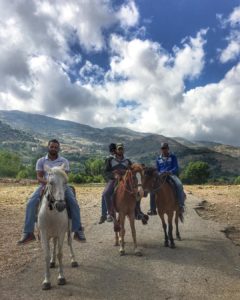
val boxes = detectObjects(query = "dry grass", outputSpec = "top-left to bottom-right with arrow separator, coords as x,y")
1,182 -> 240,279
185,184 -> 240,245
0,182 -> 103,279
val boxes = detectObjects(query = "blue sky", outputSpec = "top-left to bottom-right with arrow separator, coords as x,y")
0,0 -> 240,145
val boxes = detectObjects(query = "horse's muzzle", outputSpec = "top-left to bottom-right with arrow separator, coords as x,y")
55,200 -> 66,212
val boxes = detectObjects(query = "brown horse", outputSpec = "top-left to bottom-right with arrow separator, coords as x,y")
142,167 -> 182,248
113,163 -> 144,256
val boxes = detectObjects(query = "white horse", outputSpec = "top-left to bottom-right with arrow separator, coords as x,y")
38,164 -> 77,290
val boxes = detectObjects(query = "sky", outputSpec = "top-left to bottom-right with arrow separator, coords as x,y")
0,0 -> 240,146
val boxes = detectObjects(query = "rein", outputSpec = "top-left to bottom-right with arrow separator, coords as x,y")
149,173 -> 168,193
43,185 -> 56,210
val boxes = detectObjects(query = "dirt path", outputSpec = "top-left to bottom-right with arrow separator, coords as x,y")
0,191 -> 240,299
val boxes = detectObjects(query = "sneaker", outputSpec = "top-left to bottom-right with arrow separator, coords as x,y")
147,209 -> 157,216
107,214 -> 113,222
74,229 -> 86,242
98,215 -> 107,224
17,233 -> 36,245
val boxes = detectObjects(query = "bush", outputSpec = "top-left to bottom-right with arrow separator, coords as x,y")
180,161 -> 210,184
234,176 -> 240,185
0,150 -> 21,177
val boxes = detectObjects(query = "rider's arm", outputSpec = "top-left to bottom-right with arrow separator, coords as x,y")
169,155 -> 179,175
37,170 -> 47,185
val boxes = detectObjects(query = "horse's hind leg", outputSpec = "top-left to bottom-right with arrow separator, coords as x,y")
159,213 -> 168,247
68,231 -> 78,267
129,213 -> 142,256
50,237 -> 57,268
167,212 -> 175,249
57,235 -> 66,285
175,212 -> 181,241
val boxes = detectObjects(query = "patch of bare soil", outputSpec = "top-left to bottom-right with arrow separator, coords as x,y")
185,185 -> 240,246
0,182 -> 103,279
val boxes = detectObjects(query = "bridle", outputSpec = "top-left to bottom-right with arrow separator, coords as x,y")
120,168 -> 143,195
43,177 -> 67,212
144,171 -> 169,193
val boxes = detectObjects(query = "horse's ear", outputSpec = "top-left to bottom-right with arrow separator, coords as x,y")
60,163 -> 66,170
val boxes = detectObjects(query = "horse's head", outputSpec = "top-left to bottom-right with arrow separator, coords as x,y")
45,164 -> 68,212
129,163 -> 145,198
142,167 -> 159,192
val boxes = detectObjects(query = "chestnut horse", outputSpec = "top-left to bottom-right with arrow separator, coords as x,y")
113,163 -> 144,256
142,167 -> 182,248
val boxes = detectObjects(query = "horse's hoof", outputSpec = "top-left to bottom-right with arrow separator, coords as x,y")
164,242 -> 169,247
170,243 -> 176,249
134,249 -> 143,256
119,250 -> 125,256
144,214 -> 149,221
176,235 -> 182,241
71,261 -> 78,268
42,282 -> 51,290
58,277 -> 66,285
50,262 -> 56,268
141,218 -> 148,225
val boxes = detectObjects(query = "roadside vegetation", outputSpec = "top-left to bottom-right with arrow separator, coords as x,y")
0,149 -> 239,185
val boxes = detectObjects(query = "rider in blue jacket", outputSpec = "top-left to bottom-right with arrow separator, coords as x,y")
148,142 -> 185,219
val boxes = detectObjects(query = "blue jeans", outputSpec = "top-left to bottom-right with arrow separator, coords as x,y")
23,185 -> 82,233
101,194 -> 108,217
150,192 -> 157,211
149,175 -> 185,210
102,180 -> 115,214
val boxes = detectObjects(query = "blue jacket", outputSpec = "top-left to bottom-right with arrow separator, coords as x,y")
156,153 -> 179,175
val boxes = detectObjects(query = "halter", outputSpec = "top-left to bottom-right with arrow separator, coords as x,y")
43,179 -> 66,212
121,169 -> 142,195
145,172 -> 168,193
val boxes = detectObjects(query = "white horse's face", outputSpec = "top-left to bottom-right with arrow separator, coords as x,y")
45,166 -> 68,212
48,171 -> 67,201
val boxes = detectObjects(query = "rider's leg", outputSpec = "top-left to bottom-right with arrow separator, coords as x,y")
65,186 -> 82,232
102,180 -> 115,215
170,175 -> 185,209
23,186 -> 42,233
148,192 -> 157,215
101,194 -> 108,217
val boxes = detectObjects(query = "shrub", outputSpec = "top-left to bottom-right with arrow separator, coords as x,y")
234,176 -> 240,185
180,161 -> 210,184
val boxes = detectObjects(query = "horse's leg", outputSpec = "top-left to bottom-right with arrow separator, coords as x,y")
68,230 -> 78,267
50,237 -> 57,268
167,212 -> 175,249
129,212 -> 142,256
119,213 -> 126,256
113,214 -> 120,246
57,235 -> 66,285
175,211 -> 181,241
159,213 -> 168,247
41,233 -> 51,290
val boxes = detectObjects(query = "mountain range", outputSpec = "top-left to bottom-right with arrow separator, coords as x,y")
0,110 -> 239,179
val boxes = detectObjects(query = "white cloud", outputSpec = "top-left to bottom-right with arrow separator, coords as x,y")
219,6 -> 240,63
0,0 -> 240,146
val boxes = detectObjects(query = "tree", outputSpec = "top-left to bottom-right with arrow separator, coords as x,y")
0,150 -> 21,177
180,161 -> 210,184
84,158 -> 105,176
234,176 -> 240,185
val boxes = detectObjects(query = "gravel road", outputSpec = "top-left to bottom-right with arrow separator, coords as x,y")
1,194 -> 240,300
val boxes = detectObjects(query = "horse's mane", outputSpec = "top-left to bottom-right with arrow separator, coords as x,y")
144,167 -> 157,176
51,166 -> 68,181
